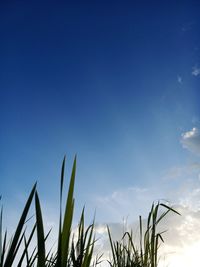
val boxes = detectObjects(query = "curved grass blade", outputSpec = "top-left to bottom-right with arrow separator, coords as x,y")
82,222 -> 95,267
160,203 -> 181,216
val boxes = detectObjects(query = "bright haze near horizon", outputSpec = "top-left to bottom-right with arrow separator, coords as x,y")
1,1 -> 200,266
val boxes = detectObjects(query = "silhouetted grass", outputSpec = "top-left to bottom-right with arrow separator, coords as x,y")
0,157 -> 97,267
0,156 -> 180,267
107,203 -> 180,267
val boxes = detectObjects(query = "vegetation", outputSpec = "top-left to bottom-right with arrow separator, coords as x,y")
107,203 -> 180,267
0,157 -> 180,267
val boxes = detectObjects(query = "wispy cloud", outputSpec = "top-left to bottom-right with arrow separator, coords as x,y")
94,186 -> 166,222
192,66 -> 200,76
181,128 -> 200,155
181,21 -> 195,32
162,163 -> 200,181
177,75 -> 182,84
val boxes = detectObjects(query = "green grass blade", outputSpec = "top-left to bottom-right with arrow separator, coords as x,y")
56,156 -> 66,267
61,156 -> 76,267
60,156 -> 66,204
160,203 -> 181,216
139,215 -> 143,265
107,226 -> 117,267
35,191 -> 46,267
82,223 -> 95,267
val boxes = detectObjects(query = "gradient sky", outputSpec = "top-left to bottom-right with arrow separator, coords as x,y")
1,1 -> 200,266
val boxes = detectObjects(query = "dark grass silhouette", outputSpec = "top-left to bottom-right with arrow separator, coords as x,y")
0,156 -> 180,267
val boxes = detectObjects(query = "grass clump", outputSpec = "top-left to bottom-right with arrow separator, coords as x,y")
107,202 -> 180,267
0,156 -> 96,267
0,156 -> 180,267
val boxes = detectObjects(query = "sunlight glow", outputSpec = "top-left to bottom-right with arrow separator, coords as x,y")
160,241 -> 200,267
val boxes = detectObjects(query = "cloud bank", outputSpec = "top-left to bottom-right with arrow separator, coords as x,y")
94,183 -> 200,267
94,133 -> 200,267
181,128 -> 200,155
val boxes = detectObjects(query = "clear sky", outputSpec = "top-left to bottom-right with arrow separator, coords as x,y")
1,1 -> 200,266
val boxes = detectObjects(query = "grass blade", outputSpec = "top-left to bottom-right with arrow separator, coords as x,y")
35,191 -> 45,267
61,156 -> 76,267
56,156 -> 66,267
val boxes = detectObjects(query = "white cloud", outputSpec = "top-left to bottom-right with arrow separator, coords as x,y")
94,184 -> 200,267
177,75 -> 182,84
158,204 -> 200,267
181,22 -> 194,32
192,66 -> 200,76
181,128 -> 200,155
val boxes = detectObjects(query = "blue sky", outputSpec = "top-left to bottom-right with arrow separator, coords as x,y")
1,1 -> 200,265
